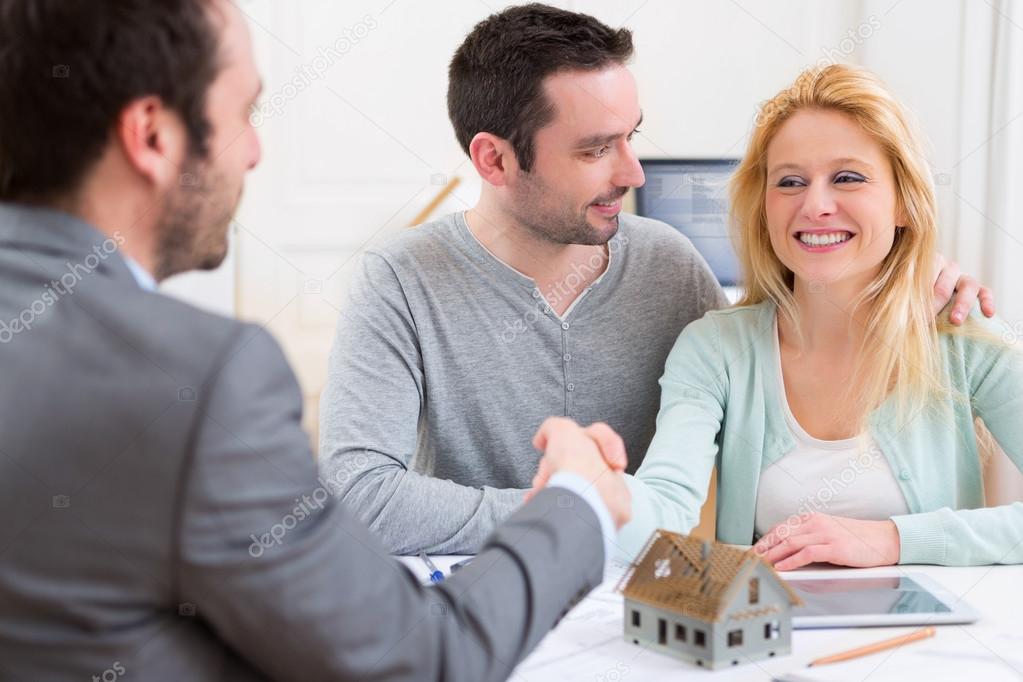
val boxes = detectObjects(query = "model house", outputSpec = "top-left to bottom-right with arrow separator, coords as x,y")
617,530 -> 802,670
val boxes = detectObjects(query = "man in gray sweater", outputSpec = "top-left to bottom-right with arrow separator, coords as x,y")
319,3 -> 991,555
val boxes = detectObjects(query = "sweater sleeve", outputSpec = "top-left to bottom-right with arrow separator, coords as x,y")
893,311 -> 1023,566
318,252 -> 525,555
616,314 -> 727,560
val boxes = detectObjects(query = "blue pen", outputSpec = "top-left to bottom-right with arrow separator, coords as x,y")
418,552 -> 444,584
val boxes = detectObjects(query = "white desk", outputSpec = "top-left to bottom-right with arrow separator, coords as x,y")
398,556 -> 1023,681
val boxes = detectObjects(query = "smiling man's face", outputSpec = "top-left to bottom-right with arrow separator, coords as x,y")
503,64 -> 646,246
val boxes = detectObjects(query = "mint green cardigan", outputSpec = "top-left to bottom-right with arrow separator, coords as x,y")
618,301 -> 1023,566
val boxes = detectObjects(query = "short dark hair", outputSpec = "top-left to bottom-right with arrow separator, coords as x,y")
0,0 -> 222,203
447,3 -> 633,173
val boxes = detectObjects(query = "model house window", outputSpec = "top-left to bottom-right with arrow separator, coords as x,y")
654,558 -> 672,579
748,577 -> 760,604
694,629 -> 706,648
728,629 -> 744,647
658,618 -> 667,645
765,620 -> 780,640
675,623 -> 687,642
632,610 -> 641,627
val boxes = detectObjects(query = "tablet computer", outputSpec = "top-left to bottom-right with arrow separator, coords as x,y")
785,571 -> 980,629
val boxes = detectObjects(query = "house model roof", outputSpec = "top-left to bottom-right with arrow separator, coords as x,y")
615,529 -> 802,623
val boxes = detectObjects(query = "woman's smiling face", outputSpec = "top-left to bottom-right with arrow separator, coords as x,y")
764,107 -> 905,290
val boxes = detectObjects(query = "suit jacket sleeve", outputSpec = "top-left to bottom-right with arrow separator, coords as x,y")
174,324 -> 605,681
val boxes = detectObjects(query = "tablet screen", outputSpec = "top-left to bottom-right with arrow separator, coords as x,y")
786,576 -> 952,617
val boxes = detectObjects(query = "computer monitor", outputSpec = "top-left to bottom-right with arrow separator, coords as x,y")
634,158 -> 741,287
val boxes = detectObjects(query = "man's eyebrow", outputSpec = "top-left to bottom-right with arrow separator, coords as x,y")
574,112 -> 644,148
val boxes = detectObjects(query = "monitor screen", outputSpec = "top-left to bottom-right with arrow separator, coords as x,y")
634,159 -> 741,286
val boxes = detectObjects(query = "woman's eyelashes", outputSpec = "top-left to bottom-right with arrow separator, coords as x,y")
776,175 -> 807,188
834,171 -> 867,184
775,171 -> 868,189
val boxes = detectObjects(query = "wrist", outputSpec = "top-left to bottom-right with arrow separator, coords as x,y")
592,472 -> 629,529
884,519 -> 901,565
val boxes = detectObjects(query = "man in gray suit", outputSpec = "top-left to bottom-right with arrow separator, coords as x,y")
0,1 -> 630,680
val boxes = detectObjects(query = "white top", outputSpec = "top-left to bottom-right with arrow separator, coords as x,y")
754,320 -> 909,537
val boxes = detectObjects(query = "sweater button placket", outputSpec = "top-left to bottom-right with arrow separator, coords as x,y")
562,322 -> 572,415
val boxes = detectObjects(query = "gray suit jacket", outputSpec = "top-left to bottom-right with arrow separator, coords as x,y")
0,203 -> 605,681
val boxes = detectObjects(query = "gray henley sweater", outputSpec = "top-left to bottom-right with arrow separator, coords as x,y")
319,211 -> 726,554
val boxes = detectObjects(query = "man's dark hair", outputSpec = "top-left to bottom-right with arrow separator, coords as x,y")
447,3 -> 633,173
0,0 -> 222,204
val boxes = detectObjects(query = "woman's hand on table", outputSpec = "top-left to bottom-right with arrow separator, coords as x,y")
753,512 -> 901,571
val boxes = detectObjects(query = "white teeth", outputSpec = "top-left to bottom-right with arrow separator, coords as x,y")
798,232 -> 851,247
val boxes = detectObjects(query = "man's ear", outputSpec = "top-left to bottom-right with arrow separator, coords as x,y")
116,97 -> 189,190
468,132 -> 518,187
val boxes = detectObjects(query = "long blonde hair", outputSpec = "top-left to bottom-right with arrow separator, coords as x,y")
730,64 -> 947,431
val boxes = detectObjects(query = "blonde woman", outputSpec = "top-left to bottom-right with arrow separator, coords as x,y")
618,64 -> 1022,569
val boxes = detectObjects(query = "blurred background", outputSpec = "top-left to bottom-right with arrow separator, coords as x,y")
162,0 -> 1023,501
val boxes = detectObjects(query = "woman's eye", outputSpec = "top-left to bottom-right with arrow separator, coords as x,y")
835,172 -> 866,184
777,176 -> 806,188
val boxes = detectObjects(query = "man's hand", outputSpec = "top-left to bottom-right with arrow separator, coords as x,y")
752,512 -> 900,571
933,254 -> 995,324
525,417 -> 631,529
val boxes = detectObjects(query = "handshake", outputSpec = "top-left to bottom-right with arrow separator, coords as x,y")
526,417 -> 632,529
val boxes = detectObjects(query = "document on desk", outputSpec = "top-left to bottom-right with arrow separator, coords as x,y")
512,560 -> 690,680
774,628 -> 1023,682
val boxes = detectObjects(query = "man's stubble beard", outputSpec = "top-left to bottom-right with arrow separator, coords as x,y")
153,157 -> 237,281
509,170 -> 621,247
